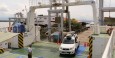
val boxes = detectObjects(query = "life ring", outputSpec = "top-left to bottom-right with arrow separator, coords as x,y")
8,27 -> 12,32
107,28 -> 113,35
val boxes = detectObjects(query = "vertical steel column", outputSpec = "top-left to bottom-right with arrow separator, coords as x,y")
53,0 -> 60,31
49,0 -> 53,10
61,11 -> 64,40
60,0 -> 64,39
48,10 -> 51,41
92,2 -> 100,35
47,0 -> 53,42
99,0 -> 104,25
9,18 -> 11,32
68,11 -> 71,31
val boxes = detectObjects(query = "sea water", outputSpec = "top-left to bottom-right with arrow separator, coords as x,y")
0,22 -> 13,28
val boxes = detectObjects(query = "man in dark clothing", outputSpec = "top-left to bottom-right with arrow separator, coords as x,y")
28,45 -> 32,58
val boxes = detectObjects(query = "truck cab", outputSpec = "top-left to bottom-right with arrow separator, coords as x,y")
59,33 -> 79,55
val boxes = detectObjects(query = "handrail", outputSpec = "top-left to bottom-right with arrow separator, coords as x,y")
0,27 -> 9,32
102,30 -> 115,58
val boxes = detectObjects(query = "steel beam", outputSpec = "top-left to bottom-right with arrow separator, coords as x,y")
0,20 -> 14,22
101,7 -> 115,12
30,1 -> 95,9
9,18 -> 26,19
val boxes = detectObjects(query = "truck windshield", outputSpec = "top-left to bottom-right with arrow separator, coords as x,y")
63,39 -> 74,44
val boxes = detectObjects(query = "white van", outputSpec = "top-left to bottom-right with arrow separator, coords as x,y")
59,34 -> 79,55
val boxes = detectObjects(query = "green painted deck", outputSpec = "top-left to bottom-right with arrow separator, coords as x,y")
92,34 -> 110,38
0,41 -> 88,58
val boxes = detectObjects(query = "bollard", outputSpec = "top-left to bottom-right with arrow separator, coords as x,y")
18,33 -> 24,48
0,48 -> 4,54
89,36 -> 93,58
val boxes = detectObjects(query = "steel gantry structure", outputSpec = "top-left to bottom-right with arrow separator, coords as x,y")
99,0 -> 115,25
27,0 -> 99,41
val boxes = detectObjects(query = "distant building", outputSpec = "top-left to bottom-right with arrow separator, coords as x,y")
35,15 -> 56,27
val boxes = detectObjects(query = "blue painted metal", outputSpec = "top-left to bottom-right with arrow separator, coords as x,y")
77,45 -> 86,56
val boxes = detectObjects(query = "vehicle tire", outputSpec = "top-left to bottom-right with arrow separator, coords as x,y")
73,52 -> 76,56
59,53 -> 62,56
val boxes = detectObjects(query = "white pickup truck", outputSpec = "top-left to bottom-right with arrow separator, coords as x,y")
59,33 -> 79,55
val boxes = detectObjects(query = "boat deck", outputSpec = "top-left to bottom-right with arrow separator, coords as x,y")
0,41 -> 89,58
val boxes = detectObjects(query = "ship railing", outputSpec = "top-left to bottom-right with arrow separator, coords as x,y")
0,27 -> 9,32
102,30 -> 115,58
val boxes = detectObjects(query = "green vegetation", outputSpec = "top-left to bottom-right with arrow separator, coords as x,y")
64,18 -> 87,33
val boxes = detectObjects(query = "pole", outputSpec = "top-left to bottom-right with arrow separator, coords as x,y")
48,10 -> 51,42
99,0 -> 104,25
35,26 -> 37,42
61,11 -> 64,40
9,18 -> 11,32
68,11 -> 71,31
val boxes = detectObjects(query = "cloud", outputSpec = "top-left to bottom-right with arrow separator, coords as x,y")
69,5 -> 93,19
0,6 -> 8,12
0,3 -> 13,20
0,0 -> 29,20
104,0 -> 115,7
0,0 -> 115,20
0,3 -> 9,12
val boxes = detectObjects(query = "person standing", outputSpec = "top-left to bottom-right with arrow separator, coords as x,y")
28,45 -> 32,58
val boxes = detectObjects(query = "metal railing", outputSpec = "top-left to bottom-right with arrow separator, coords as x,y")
102,30 -> 115,58
0,27 -> 9,32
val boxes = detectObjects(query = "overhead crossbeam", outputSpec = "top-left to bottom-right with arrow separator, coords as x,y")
101,7 -> 115,12
30,1 -> 95,9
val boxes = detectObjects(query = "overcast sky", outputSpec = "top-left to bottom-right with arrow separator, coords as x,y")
0,0 -> 115,21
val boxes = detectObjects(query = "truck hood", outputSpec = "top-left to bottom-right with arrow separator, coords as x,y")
60,44 -> 75,48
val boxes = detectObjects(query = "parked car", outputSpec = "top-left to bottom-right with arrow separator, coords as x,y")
59,33 -> 79,56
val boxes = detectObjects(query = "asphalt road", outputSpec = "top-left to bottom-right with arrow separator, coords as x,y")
77,28 -> 93,45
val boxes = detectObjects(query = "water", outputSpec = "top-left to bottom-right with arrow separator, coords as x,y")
0,22 -> 13,28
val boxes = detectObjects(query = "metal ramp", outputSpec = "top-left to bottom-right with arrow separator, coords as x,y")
0,32 -> 19,49
0,32 -> 19,43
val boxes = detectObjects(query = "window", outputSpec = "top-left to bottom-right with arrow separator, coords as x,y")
63,37 -> 74,44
